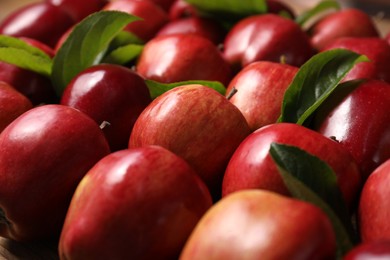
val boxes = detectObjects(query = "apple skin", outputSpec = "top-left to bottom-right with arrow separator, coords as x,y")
314,79 -> 390,180
343,240 -> 390,260
156,16 -> 226,45
169,0 -> 198,20
129,84 -> 251,198
61,64 -> 152,151
226,61 -> 299,131
149,0 -> 176,11
180,189 -> 336,260
266,0 -> 295,18
59,145 -> 212,260
0,81 -> 32,133
0,2 -> 76,48
386,31 -> 390,45
45,0 -> 108,21
358,158 -> 390,243
136,34 -> 232,86
310,8 -> 379,51
223,14 -> 314,72
0,104 -> 110,242
322,37 -> 390,83
222,123 -> 362,209
102,0 -> 169,42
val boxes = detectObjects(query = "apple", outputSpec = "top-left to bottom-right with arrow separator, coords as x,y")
344,240 -> 390,260
226,61 -> 299,131
59,145 -> 212,260
386,31 -> 390,45
222,123 -> 362,209
180,189 -> 336,259
266,0 -> 295,18
129,84 -> 251,198
0,81 -> 32,133
45,0 -> 108,21
135,34 -> 232,86
223,14 -> 314,72
309,8 -> 379,51
0,104 -> 110,241
169,0 -> 198,20
149,0 -> 176,12
358,158 -> 390,243
321,37 -> 390,83
0,2 -> 76,48
314,79 -> 390,180
156,16 -> 226,45
102,0 -> 169,42
60,63 -> 152,151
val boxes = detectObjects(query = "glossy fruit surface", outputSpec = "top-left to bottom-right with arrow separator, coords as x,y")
46,0 -> 108,21
344,240 -> 390,260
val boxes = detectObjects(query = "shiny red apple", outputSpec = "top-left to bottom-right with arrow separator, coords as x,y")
309,8 -> 379,51
226,61 -> 299,131
0,104 -> 110,242
136,34 -> 232,86
129,84 -> 251,198
59,145 -> 212,259
222,123 -> 362,209
344,240 -> 390,260
61,63 -> 152,151
168,0 -> 198,20
180,189 -> 336,260
46,0 -> 108,21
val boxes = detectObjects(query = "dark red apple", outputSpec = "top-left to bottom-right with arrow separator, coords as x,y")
0,2 -> 76,48
223,14 -> 314,72
168,0 -> 198,20
180,189 -> 336,259
310,8 -> 379,51
59,145 -> 212,260
46,0 -> 108,21
358,158 -> 390,242
322,37 -> 390,83
314,79 -> 390,180
266,0 -> 295,18
222,123 -> 362,209
0,104 -> 110,241
136,34 -> 232,86
61,63 -> 152,151
226,61 -> 299,131
386,31 -> 390,45
0,81 -> 32,133
344,240 -> 390,260
156,16 -> 226,45
102,0 -> 169,42
129,84 -> 251,198
149,0 -> 176,11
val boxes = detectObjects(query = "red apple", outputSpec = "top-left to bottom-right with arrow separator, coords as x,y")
226,61 -> 299,131
102,0 -> 169,42
314,79 -> 390,180
358,158 -> 390,242
136,34 -> 232,86
0,104 -> 110,241
149,0 -> 176,11
0,81 -> 32,133
385,31 -> 390,45
223,14 -> 314,72
59,145 -> 212,260
322,37 -> 390,83
344,240 -> 390,260
129,84 -> 251,198
61,64 -> 152,151
266,0 -> 295,18
0,2 -> 76,48
46,0 -> 108,21
222,123 -> 362,209
180,189 -> 336,259
156,16 -> 226,45
309,8 -> 379,51
169,0 -> 198,20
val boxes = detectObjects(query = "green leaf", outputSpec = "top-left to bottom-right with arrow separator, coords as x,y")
295,0 -> 341,28
184,0 -> 267,20
277,49 -> 369,125
0,48 -> 52,77
269,143 -> 355,257
145,79 -> 226,99
0,35 -> 52,60
51,11 -> 140,96
103,44 -> 143,65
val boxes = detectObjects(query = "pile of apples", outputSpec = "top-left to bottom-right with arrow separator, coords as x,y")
0,0 -> 389,259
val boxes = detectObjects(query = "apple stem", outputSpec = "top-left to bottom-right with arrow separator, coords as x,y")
226,87 -> 238,100
0,208 -> 11,227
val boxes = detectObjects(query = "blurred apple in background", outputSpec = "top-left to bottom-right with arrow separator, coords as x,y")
343,240 -> 390,260
180,189 -> 336,260
222,123 -> 362,209
45,0 -> 108,21
136,34 -> 232,86
226,61 -> 299,131
168,0 -> 198,20
59,145 -> 212,260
